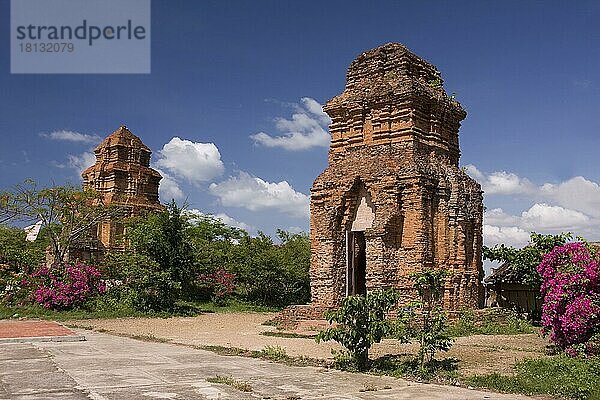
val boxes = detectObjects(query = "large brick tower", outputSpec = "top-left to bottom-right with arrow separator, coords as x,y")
308,43 -> 484,311
81,125 -> 163,253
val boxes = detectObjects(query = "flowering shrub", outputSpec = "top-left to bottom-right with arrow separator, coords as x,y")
537,242 -> 600,356
198,268 -> 236,305
31,263 -> 106,310
0,265 -> 34,306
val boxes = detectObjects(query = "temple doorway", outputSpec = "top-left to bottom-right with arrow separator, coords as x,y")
346,230 -> 367,296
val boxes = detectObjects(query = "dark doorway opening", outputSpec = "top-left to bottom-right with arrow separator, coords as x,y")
347,231 -> 367,296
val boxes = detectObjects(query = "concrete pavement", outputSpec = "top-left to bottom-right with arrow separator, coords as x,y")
0,330 -> 533,399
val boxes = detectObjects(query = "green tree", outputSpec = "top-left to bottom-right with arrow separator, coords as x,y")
0,180 -> 121,265
228,230 -> 310,306
102,251 -> 179,312
275,230 -> 310,305
483,232 -> 572,286
186,212 -> 245,278
0,225 -> 47,269
316,289 -> 399,371
126,201 -> 196,301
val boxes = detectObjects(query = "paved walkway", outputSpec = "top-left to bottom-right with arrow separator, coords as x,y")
0,330 -> 534,399
0,320 -> 84,343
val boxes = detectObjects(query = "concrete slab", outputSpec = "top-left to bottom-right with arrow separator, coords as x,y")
0,330 -> 535,400
0,321 -> 85,343
0,343 -> 89,400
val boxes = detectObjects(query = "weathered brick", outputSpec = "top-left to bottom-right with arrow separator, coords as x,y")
281,43 -> 484,324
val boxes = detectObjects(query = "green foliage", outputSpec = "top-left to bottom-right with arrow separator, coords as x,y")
370,354 -> 459,383
206,376 -> 252,392
446,308 -> 535,337
127,201 -> 196,296
0,180 -> 122,265
466,355 -> 600,400
229,230 -> 310,306
0,225 -> 46,269
101,203 -> 310,311
316,289 -> 400,371
186,212 -> 310,307
405,269 -> 454,366
256,345 -> 288,361
483,232 -> 572,286
0,225 -> 51,305
102,251 -> 179,312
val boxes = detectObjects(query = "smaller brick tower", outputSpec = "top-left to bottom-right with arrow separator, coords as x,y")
81,126 -> 163,253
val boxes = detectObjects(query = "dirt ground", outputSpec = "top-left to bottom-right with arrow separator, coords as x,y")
67,312 -> 548,377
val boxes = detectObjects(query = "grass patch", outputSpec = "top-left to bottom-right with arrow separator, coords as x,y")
447,309 -> 535,337
198,345 -> 249,356
466,355 -> 600,400
260,331 -> 316,339
206,375 -> 252,392
198,344 -> 324,367
370,354 -> 459,385
185,300 -> 281,314
0,299 -> 279,321
254,345 -> 288,361
0,302 -> 146,321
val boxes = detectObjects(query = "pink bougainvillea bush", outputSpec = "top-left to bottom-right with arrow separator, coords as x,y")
197,267 -> 236,305
30,263 -> 106,310
537,242 -> 600,356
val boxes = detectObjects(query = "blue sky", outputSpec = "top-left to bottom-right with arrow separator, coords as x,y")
1,0 -> 599,248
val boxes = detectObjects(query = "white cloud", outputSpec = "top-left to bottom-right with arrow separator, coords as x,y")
41,130 -> 101,144
484,208 -> 520,227
209,171 -> 310,218
464,164 -> 485,181
213,213 -> 253,232
520,203 -> 590,231
156,137 -> 224,185
464,164 -> 534,195
471,165 -> 600,247
66,152 -> 96,175
540,176 -> 600,217
286,226 -> 306,234
483,225 -> 531,248
154,168 -> 185,201
250,97 -> 331,151
186,209 -> 253,232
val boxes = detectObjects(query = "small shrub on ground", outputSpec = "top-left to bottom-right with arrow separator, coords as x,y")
466,355 -> 600,400
403,269 -> 454,367
370,354 -> 459,384
316,289 -> 400,371
256,345 -> 288,361
206,375 -> 252,392
102,252 -> 180,312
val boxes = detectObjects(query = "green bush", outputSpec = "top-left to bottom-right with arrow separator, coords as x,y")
229,230 -> 310,307
316,289 -> 400,371
127,201 -> 196,298
405,269 -> 454,366
102,252 -> 180,312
